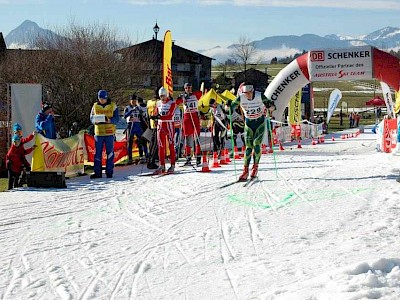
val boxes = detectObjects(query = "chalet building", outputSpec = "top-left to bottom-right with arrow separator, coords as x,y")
0,33 -> 10,174
116,23 -> 213,91
233,68 -> 270,92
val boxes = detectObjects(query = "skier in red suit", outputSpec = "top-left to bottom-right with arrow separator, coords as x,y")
150,87 -> 179,174
179,82 -> 202,166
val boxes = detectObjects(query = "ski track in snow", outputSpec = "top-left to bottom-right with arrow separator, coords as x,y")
1,128 -> 400,299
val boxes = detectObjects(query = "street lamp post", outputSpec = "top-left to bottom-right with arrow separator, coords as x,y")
153,22 -> 160,40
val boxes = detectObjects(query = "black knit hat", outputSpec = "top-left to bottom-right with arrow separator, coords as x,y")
130,94 -> 137,100
42,103 -> 52,112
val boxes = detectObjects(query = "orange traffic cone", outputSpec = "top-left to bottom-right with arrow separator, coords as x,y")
234,146 -> 241,159
262,144 -> 268,154
220,149 -> 228,165
211,151 -> 221,168
240,146 -> 245,158
268,143 -> 274,153
225,149 -> 231,163
201,152 -> 211,172
297,139 -> 302,148
312,138 -> 317,145
279,142 -> 285,151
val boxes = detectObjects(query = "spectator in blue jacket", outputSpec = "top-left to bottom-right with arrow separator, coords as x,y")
35,103 -> 56,139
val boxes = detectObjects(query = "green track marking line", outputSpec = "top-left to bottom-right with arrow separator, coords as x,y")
226,187 -> 375,210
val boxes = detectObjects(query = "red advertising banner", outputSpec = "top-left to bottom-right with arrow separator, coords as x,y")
291,124 -> 301,139
84,134 -> 137,165
382,119 -> 397,153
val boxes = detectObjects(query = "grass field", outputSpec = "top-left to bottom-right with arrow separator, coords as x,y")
0,178 -> 8,192
213,63 -> 380,111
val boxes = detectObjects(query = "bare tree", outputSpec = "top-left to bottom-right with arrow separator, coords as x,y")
31,22 -> 138,135
230,36 -> 258,77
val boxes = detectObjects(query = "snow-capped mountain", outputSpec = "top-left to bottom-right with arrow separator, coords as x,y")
4,20 -> 58,49
199,26 -> 400,64
5,21 -> 400,64
4,20 -> 129,50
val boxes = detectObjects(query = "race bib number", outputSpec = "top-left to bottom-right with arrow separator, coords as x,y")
129,110 -> 140,122
158,101 -> 173,118
240,93 -> 264,120
184,95 -> 198,113
244,107 -> 262,119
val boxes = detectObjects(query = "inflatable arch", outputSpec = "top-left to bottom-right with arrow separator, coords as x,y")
265,46 -> 400,120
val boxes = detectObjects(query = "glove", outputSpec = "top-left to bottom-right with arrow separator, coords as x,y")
226,100 -> 232,107
6,161 -> 11,170
150,114 -> 160,120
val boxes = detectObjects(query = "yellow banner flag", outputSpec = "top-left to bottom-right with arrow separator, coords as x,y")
32,133 -> 86,176
163,30 -> 173,96
288,89 -> 302,125
395,90 -> 400,114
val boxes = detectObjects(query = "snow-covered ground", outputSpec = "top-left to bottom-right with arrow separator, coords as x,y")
1,126 -> 400,300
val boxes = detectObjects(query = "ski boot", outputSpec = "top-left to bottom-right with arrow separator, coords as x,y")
238,166 -> 249,182
147,162 -> 158,169
196,156 -> 202,167
251,164 -> 258,179
90,173 -> 102,179
153,165 -> 166,175
167,165 -> 175,174
183,157 -> 192,166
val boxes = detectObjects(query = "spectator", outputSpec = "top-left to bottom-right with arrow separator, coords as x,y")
354,113 -> 361,127
13,123 -> 34,144
13,123 -> 35,185
69,122 -> 80,137
6,134 -> 36,189
339,109 -> 343,126
89,90 -> 119,179
35,103 -> 56,139
349,112 -> 354,128
322,120 -> 328,134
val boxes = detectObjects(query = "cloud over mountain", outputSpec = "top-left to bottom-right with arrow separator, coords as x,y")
199,26 -> 400,64
5,21 -> 400,65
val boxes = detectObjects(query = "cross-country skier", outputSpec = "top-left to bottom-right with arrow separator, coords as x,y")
209,98 -> 228,156
179,82 -> 202,167
227,82 -> 275,181
150,87 -> 178,175
124,94 -> 147,164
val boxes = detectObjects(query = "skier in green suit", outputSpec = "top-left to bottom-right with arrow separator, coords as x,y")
227,82 -> 275,181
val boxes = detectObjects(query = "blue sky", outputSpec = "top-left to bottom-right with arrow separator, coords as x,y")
1,0 -> 400,51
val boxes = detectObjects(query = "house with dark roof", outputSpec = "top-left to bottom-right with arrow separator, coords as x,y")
116,35 -> 213,91
233,68 -> 271,92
